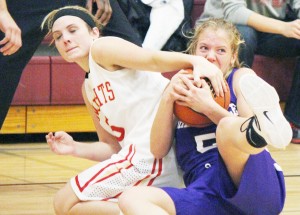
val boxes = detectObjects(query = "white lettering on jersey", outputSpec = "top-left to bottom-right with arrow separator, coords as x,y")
177,121 -> 190,129
90,81 -> 115,120
89,81 -> 126,142
92,81 -> 115,110
194,133 -> 217,153
229,103 -> 238,116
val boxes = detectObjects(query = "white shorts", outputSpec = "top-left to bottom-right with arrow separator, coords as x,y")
70,144 -> 182,201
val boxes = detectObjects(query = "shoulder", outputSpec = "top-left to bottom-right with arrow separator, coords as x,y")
91,37 -> 127,71
91,36 -> 124,54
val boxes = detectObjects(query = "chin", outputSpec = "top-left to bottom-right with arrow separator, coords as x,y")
63,50 -> 88,63
64,54 -> 82,63
63,57 -> 75,63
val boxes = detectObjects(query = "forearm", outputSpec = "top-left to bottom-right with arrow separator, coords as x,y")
150,92 -> 176,159
150,51 -> 203,73
73,141 -> 120,161
203,102 -> 232,125
92,37 -> 206,73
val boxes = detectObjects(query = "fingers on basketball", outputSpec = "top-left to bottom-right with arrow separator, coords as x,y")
174,69 -> 230,127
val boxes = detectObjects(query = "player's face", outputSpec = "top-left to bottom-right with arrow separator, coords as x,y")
52,16 -> 98,63
195,29 -> 236,74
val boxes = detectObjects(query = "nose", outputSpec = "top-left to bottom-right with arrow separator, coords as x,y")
206,50 -> 216,62
62,34 -> 71,44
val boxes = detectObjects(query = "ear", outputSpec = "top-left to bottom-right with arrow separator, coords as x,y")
231,52 -> 238,66
91,27 -> 100,39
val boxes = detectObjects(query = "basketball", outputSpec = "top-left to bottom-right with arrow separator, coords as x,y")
174,70 -> 230,127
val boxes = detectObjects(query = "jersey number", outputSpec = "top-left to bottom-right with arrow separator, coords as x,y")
194,133 -> 217,153
111,125 -> 125,142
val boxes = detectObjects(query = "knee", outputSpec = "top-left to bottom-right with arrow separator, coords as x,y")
216,117 -> 232,147
119,187 -> 150,214
118,188 -> 138,214
53,183 -> 76,215
53,188 -> 68,215
216,117 -> 230,133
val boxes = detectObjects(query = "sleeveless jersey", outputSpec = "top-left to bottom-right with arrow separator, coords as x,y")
175,68 -> 238,182
162,68 -> 285,214
71,39 -> 182,201
84,39 -> 170,163
71,38 -> 182,197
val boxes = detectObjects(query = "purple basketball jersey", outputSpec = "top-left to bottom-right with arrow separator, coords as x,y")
161,69 -> 286,215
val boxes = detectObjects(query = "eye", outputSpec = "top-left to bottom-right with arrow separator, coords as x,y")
53,33 -> 62,41
217,48 -> 226,54
69,27 -> 77,34
199,46 -> 208,52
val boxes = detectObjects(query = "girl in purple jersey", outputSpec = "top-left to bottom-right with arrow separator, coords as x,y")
118,18 -> 292,215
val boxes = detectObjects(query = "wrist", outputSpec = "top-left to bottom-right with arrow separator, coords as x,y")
161,89 -> 176,104
71,140 -> 81,157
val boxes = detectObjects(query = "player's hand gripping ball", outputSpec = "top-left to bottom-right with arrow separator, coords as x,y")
174,70 -> 231,127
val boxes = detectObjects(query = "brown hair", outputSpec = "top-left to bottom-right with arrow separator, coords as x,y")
41,5 -> 101,43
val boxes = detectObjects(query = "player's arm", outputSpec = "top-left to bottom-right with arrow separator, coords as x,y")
46,130 -> 120,161
150,85 -> 177,159
69,138 -> 120,161
91,36 -> 219,74
90,36 -> 196,72
91,36 -> 225,96
151,72 -> 190,158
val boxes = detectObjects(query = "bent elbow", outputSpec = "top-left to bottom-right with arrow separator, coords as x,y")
150,147 -> 167,159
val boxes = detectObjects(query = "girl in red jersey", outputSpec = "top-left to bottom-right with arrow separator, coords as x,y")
42,6 -> 225,215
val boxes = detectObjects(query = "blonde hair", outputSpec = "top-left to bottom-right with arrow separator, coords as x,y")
41,5 -> 101,42
186,18 -> 244,77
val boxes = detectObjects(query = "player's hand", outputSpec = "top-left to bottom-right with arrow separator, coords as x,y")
191,56 -> 226,97
46,131 -> 76,155
0,11 -> 22,55
86,0 -> 112,26
175,76 -> 215,113
163,70 -> 193,103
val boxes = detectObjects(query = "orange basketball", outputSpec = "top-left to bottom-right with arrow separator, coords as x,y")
174,70 -> 230,127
